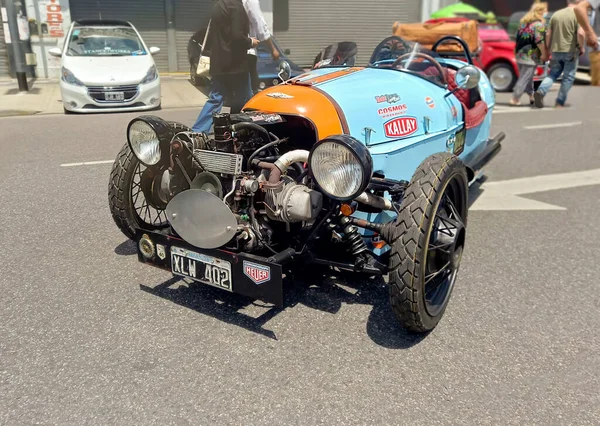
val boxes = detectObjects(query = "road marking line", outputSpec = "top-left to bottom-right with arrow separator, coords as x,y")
60,160 -> 114,167
524,121 -> 582,130
471,168 -> 600,211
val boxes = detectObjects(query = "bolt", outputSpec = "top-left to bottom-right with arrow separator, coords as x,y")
171,213 -> 177,219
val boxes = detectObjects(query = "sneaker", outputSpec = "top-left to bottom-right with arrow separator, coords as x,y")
533,92 -> 544,108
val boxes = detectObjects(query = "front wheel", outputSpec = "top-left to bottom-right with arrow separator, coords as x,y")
383,153 -> 468,333
108,122 -> 191,239
487,63 -> 516,92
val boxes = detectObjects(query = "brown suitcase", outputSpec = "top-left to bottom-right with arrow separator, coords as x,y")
392,20 -> 480,53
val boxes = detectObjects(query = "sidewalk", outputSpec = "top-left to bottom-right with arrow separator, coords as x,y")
0,74 -> 208,117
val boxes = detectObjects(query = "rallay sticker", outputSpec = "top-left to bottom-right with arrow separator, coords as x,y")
243,261 -> 271,285
384,116 -> 418,138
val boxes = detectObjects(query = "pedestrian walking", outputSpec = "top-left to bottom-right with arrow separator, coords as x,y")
191,0 -> 258,133
510,2 -> 549,106
534,0 -> 585,108
573,0 -> 600,85
243,0 -> 280,95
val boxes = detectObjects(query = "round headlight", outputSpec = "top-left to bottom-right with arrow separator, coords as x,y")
128,120 -> 161,166
308,135 -> 373,201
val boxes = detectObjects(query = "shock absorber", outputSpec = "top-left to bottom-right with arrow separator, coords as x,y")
338,216 -> 368,256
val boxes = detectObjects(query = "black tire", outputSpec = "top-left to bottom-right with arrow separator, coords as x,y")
108,122 -> 191,239
383,153 -> 469,333
487,62 -> 517,92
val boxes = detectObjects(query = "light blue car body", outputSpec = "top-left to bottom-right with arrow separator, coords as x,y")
286,59 -> 498,254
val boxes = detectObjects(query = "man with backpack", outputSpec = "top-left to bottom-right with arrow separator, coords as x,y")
534,0 -> 586,108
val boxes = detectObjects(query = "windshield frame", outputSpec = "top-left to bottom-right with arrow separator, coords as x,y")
65,25 -> 148,58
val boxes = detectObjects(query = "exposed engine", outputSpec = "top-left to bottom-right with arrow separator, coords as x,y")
162,112 -> 323,254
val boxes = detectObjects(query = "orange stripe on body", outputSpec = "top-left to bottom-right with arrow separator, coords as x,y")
296,67 -> 365,86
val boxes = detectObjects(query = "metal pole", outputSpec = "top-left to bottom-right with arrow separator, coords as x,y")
5,0 -> 28,91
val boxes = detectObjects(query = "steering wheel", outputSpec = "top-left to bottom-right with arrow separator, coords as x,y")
391,52 -> 447,85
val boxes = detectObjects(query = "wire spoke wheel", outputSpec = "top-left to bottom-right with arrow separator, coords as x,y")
385,153 -> 468,333
131,163 -> 168,227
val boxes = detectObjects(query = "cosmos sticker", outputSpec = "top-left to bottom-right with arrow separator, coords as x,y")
377,104 -> 408,119
447,129 -> 466,156
425,97 -> 435,109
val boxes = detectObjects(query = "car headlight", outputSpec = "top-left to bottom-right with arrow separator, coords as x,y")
61,67 -> 84,86
141,65 -> 158,84
127,116 -> 172,166
308,135 -> 373,201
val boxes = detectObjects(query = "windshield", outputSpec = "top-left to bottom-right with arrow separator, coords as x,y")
66,26 -> 147,57
369,37 -> 446,86
312,42 -> 358,69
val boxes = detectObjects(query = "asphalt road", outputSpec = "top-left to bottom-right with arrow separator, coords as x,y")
1,85 -> 599,425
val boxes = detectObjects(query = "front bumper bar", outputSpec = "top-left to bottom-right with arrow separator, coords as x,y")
135,229 -> 284,306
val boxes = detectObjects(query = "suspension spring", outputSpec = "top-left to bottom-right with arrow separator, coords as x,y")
339,216 -> 368,256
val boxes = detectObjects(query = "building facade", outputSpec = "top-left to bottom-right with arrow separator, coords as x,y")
0,0 -> 458,78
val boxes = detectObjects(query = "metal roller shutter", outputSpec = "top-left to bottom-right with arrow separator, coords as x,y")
69,0 -> 170,71
174,0 -> 212,72
274,0 -> 422,68
0,22 -> 9,77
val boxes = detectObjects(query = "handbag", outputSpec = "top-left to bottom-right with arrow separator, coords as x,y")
196,20 -> 211,77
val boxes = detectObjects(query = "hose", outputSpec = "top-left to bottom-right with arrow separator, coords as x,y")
247,137 -> 287,170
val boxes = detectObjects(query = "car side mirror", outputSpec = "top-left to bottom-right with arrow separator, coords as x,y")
278,61 -> 291,82
48,47 -> 62,57
455,65 -> 480,90
149,46 -> 161,55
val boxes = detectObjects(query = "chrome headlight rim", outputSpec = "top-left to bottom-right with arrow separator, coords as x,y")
126,116 -> 173,167
308,135 -> 373,201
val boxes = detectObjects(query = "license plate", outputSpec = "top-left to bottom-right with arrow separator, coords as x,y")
171,246 -> 232,292
105,91 -> 124,101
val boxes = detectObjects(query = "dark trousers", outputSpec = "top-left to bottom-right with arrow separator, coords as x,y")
248,54 -> 259,95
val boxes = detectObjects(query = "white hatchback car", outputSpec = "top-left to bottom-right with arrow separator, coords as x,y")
49,20 -> 161,113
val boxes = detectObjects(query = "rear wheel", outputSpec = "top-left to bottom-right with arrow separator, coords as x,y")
487,62 -> 516,92
108,122 -> 191,239
384,153 -> 468,333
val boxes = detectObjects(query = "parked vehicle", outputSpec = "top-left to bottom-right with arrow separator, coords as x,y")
426,18 -> 548,92
108,36 -> 503,333
187,29 -> 304,90
49,20 -> 162,114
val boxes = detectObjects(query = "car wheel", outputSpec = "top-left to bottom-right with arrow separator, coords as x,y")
108,122 -> 191,239
487,63 -> 516,92
383,153 -> 468,333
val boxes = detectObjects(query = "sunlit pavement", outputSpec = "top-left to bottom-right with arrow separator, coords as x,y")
0,84 -> 599,424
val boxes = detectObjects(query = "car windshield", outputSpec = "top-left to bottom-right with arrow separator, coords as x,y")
66,26 -> 147,57
368,37 -> 446,86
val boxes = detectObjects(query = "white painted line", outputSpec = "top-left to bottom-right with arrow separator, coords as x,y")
471,168 -> 600,211
524,121 -> 582,130
60,160 -> 114,167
